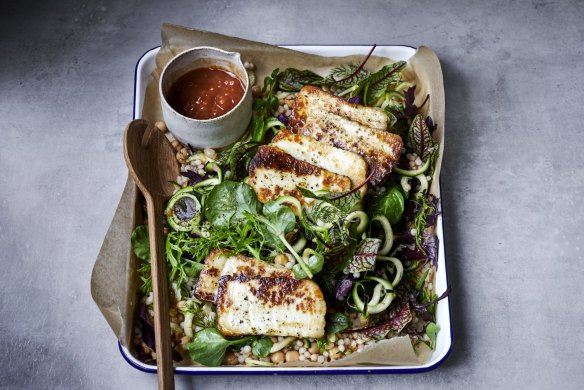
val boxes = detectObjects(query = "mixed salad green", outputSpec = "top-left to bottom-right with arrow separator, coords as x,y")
131,49 -> 448,366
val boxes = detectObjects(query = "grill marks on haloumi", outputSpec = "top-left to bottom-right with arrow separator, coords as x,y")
271,130 -> 368,198
248,145 -> 351,204
195,250 -> 327,337
289,86 -> 403,185
291,85 -> 388,130
216,275 -> 326,338
194,249 -> 292,302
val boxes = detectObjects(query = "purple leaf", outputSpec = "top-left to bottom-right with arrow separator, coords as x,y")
348,95 -> 361,105
138,303 -> 183,362
344,238 -> 381,274
350,300 -> 412,337
392,231 -> 439,267
331,44 -> 377,85
402,86 -> 418,120
425,116 -> 437,133
139,304 -> 155,352
180,170 -> 208,184
405,283 -> 451,325
408,114 -> 437,161
421,233 -> 439,267
425,195 -> 440,227
277,113 -> 289,126
334,274 -> 354,301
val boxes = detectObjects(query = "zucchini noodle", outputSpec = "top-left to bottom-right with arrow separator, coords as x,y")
371,215 -> 393,255
345,211 -> 369,233
377,256 -> 404,287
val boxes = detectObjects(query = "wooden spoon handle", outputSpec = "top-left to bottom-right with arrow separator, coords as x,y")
146,195 -> 175,390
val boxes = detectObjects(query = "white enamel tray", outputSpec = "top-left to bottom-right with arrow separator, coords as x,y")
120,45 -> 452,375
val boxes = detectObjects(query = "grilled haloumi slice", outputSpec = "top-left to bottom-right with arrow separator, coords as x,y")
194,249 -> 292,302
289,86 -> 403,185
293,85 -> 388,130
216,275 -> 326,338
271,129 -> 368,198
248,145 -> 351,204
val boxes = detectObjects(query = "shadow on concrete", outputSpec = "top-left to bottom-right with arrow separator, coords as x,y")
434,56 -> 473,370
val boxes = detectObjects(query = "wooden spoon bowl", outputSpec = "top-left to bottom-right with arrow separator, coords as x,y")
123,119 -> 178,389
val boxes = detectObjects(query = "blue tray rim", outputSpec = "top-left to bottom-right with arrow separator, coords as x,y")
123,43 -> 452,376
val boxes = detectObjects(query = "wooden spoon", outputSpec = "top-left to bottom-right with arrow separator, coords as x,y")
123,119 -> 178,390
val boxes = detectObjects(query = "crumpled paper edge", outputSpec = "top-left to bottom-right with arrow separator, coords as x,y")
91,23 -> 445,368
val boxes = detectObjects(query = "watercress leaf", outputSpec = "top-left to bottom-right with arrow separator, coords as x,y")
187,328 -> 254,367
278,68 -> 324,92
366,186 -> 404,225
187,328 -> 233,367
344,238 -> 382,274
251,337 -> 273,358
262,201 -> 296,235
325,312 -> 351,334
131,225 -> 150,261
205,181 -> 261,228
258,225 -> 286,250
425,322 -> 440,350
363,61 -> 406,105
408,114 -> 438,161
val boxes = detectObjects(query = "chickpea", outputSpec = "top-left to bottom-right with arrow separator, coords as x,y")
141,342 -> 151,355
204,148 -> 217,160
308,342 -> 319,354
285,350 -> 299,363
251,85 -> 262,97
223,351 -> 239,365
270,351 -> 285,364
155,121 -> 168,133
274,254 -> 288,266
329,347 -> 340,361
171,139 -> 182,152
180,336 -> 192,345
176,150 -> 189,164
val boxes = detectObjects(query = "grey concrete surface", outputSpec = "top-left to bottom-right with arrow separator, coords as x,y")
1,0 -> 583,389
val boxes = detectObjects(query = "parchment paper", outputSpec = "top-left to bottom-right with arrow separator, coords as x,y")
91,23 -> 444,367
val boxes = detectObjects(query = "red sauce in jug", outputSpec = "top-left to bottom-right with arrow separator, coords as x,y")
167,67 -> 245,120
